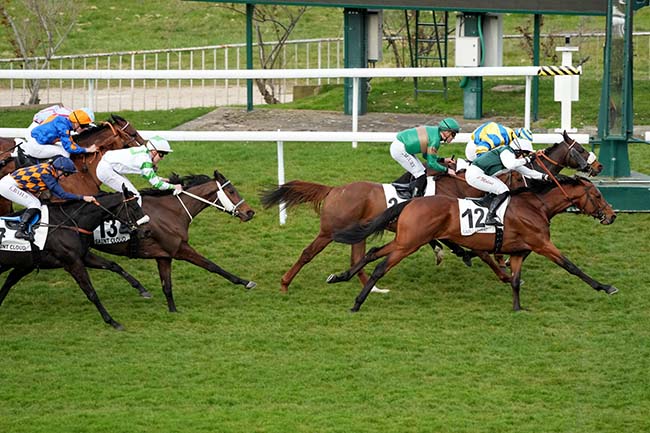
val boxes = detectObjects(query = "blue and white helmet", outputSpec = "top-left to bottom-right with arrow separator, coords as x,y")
513,128 -> 534,153
515,127 -> 534,142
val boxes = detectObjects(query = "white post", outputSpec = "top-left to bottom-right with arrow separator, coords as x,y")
277,133 -> 287,225
524,75 -> 531,129
87,79 -> 95,111
554,42 -> 579,133
352,77 -> 359,149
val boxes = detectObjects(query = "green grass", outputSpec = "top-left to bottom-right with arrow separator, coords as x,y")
1,119 -> 650,432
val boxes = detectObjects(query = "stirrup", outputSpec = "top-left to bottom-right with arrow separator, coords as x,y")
484,216 -> 503,226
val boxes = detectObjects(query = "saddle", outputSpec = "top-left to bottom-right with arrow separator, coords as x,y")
390,182 -> 414,200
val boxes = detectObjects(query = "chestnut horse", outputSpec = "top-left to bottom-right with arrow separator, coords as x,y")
329,176 -> 617,312
0,114 -> 146,214
0,187 -> 147,330
260,131 -> 602,293
81,170 -> 256,312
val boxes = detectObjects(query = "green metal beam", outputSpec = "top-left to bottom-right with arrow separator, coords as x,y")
246,3 -> 254,112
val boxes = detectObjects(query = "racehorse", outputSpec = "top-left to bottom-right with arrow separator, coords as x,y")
260,131 -> 603,293
81,170 -> 257,312
328,176 -> 617,312
0,114 -> 146,214
0,187 -> 148,330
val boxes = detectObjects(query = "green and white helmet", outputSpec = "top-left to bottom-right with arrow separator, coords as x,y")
146,135 -> 173,153
439,117 -> 460,133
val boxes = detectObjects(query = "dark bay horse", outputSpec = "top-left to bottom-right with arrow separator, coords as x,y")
0,188 -> 147,330
0,115 -> 145,214
260,131 -> 603,293
329,176 -> 617,312
82,170 -> 256,312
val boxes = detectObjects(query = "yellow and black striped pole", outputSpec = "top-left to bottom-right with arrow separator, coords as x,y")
538,65 -> 582,76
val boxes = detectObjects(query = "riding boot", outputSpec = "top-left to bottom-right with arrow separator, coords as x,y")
15,208 -> 41,240
411,175 -> 427,198
485,192 -> 509,226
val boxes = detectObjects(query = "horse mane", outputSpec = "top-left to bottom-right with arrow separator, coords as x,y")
510,174 -> 585,196
140,173 -> 211,196
74,122 -> 109,141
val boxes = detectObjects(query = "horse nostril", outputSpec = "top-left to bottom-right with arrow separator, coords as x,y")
247,210 -> 255,219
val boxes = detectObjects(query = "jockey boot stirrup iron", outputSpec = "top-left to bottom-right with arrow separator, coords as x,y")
485,192 -> 509,226
411,175 -> 427,198
15,208 -> 40,241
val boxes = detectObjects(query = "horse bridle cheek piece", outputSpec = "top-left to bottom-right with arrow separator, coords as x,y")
174,179 -> 246,224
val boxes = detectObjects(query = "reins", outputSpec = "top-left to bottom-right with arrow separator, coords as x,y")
175,179 -> 245,223
44,195 -> 139,235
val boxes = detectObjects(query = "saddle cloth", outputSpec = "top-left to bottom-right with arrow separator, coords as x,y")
0,206 -> 49,251
93,219 -> 131,245
382,176 -> 436,208
458,197 -> 510,236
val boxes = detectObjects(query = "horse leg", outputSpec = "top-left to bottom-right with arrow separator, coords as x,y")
83,252 -> 152,298
440,239 -> 474,267
280,233 -> 332,293
327,244 -> 387,284
175,242 -> 256,289
474,250 -> 513,283
155,257 -> 177,313
428,240 -> 445,266
351,244 -> 415,312
352,241 -> 389,294
0,267 -> 33,307
535,242 -> 618,294
508,254 -> 526,311
64,260 -> 124,330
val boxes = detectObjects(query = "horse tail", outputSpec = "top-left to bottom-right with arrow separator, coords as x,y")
260,180 -> 333,213
333,200 -> 411,244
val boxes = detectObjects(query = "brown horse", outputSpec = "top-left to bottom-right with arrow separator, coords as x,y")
260,131 -> 603,293
81,170 -> 256,312
328,175 -> 617,312
0,114 -> 145,214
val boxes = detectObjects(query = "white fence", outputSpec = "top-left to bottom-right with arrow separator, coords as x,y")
0,65 -> 581,146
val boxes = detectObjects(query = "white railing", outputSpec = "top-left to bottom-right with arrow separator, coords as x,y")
0,66 -> 580,147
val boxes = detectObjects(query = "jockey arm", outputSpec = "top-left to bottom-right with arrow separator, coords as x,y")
41,174 -> 83,201
140,162 -> 175,190
425,143 -> 449,173
500,150 -> 546,180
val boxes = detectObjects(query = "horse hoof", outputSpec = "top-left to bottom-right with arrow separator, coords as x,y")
462,256 -> 473,267
349,308 -> 358,313
112,322 -> 125,331
371,286 -> 390,294
246,281 -> 257,290
326,274 -> 338,284
140,291 -> 153,299
605,286 -> 619,295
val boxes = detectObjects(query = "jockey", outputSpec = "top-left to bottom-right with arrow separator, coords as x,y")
24,107 -> 98,159
465,136 -> 549,226
95,135 -> 183,205
390,117 -> 459,197
465,121 -> 534,162
0,157 -> 96,240
26,104 -> 72,136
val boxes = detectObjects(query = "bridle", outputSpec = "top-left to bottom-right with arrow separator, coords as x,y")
533,136 -> 595,174
538,173 -> 609,223
47,194 -> 147,235
102,120 -> 146,149
175,177 -> 246,224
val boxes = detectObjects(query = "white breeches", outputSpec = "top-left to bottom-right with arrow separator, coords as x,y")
465,165 -> 509,195
22,137 -> 70,159
465,140 -> 478,162
96,159 -> 142,205
0,175 -> 41,209
390,139 -> 425,178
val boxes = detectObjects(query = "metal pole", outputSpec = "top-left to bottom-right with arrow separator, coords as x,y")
532,14 -> 541,121
87,79 -> 95,111
524,76 -> 531,129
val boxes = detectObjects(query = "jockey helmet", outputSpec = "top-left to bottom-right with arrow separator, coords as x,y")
515,127 -> 534,142
51,157 -> 78,175
146,136 -> 173,154
511,137 -> 534,153
69,108 -> 95,126
439,117 -> 460,133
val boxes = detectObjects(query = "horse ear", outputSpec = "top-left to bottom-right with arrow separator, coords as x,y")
122,184 -> 132,197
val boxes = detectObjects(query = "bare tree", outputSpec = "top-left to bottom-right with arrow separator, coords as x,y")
219,4 -> 307,104
0,0 -> 78,104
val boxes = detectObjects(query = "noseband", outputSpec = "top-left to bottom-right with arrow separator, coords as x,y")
174,177 -> 247,224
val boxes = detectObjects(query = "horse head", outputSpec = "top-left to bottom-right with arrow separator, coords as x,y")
537,131 -> 602,176
566,177 -> 616,225
212,169 -> 255,222
74,115 -> 145,153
